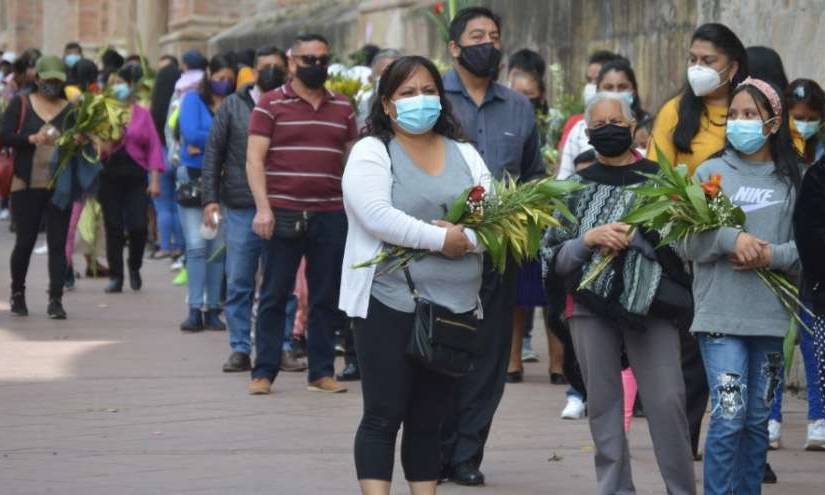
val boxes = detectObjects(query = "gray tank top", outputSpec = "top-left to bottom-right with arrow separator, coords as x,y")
371,137 -> 483,314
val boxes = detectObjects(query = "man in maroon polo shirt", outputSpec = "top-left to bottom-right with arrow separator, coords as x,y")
245,34 -> 357,396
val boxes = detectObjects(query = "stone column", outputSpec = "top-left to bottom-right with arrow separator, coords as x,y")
159,0 -> 239,57
136,0 -> 168,63
41,0 -> 79,55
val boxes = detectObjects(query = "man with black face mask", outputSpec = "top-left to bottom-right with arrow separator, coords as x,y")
439,6 -> 545,487
201,45 -> 293,374
246,34 -> 358,396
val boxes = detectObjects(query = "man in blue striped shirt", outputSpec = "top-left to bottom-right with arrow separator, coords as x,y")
439,6 -> 544,487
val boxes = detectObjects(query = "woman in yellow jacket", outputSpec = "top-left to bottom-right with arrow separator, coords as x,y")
648,23 -> 749,174
646,22 -> 749,461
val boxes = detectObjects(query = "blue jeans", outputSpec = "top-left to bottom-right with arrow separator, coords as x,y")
224,207 -> 299,354
698,333 -> 784,495
152,159 -> 184,252
224,207 -> 264,354
770,313 -> 824,422
252,210 -> 346,383
177,167 -> 224,310
284,294 -> 297,352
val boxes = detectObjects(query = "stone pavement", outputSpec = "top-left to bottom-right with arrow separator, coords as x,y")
0,227 -> 820,495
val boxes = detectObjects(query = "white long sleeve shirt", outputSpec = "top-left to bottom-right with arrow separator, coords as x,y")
557,119 -> 592,180
339,136 -> 491,318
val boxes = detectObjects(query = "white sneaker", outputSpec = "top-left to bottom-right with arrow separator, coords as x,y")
170,258 -> 184,271
521,348 -> 539,362
0,208 -> 9,220
561,396 -> 586,420
805,419 -> 825,451
768,419 -> 782,450
34,243 -> 48,255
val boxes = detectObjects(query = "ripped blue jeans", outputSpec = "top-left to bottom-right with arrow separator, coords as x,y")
697,333 -> 783,495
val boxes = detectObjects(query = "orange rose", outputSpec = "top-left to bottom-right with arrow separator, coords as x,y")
701,174 -> 722,198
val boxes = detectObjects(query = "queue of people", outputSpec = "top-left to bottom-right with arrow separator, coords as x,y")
3,6 -> 825,495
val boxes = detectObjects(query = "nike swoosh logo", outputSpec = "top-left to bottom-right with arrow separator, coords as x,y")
740,200 -> 784,213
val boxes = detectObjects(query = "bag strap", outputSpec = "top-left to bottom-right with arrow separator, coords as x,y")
385,138 -> 421,300
403,266 -> 419,299
1,95 -> 27,151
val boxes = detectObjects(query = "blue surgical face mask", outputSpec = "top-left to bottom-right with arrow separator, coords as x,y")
64,54 -> 81,68
393,94 -> 442,134
726,119 -> 770,155
112,82 -> 131,101
601,90 -> 635,107
794,119 -> 822,140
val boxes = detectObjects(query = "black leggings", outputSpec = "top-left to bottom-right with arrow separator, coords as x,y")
354,298 -> 456,482
10,189 -> 70,297
98,172 -> 148,279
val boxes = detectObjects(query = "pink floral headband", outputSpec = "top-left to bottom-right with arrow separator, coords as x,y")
737,77 -> 783,118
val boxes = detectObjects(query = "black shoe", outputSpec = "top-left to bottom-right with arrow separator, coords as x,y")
763,463 -> 777,484
47,298 -> 67,320
450,462 -> 485,486
204,309 -> 226,331
10,292 -> 28,316
222,352 -> 251,372
337,363 -> 361,381
65,267 -> 76,291
129,270 -> 142,291
180,308 -> 204,332
632,396 -> 645,418
104,278 -> 123,294
550,372 -> 568,385
506,370 -> 523,383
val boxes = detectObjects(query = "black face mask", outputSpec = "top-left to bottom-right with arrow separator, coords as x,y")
38,81 -> 65,99
296,64 -> 328,89
257,66 -> 286,92
458,42 -> 502,78
588,124 -> 633,158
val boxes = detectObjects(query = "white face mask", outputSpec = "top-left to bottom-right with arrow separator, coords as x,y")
582,83 -> 597,105
687,64 -> 728,97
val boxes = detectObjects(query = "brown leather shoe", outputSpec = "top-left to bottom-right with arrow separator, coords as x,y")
307,376 -> 347,394
248,378 -> 272,395
280,350 -> 308,372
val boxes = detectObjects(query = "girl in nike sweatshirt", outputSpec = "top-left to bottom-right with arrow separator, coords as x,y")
679,78 -> 802,495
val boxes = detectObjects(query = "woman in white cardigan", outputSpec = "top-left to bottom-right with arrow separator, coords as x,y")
341,56 -> 490,495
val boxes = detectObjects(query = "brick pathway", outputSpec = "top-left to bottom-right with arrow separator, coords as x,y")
0,227 -> 820,494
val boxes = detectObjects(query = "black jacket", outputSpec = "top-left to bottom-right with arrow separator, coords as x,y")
201,85 -> 256,209
793,157 -> 825,311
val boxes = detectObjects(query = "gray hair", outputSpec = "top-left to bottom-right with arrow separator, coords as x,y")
371,49 -> 402,69
584,92 -> 634,127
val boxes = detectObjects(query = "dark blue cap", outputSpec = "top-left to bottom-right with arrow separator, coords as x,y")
182,50 -> 207,71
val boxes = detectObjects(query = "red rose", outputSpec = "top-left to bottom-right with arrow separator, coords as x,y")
468,185 -> 485,203
434,1 -> 445,14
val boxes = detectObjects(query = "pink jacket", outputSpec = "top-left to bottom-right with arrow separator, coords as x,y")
116,104 -> 165,172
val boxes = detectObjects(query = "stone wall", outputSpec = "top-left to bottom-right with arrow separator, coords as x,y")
698,0 -> 825,86
208,0 -> 699,111
0,0 -> 44,54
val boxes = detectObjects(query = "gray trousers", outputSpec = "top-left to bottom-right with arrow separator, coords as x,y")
570,314 -> 696,495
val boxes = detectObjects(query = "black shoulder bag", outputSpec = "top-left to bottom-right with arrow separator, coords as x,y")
403,267 -> 480,377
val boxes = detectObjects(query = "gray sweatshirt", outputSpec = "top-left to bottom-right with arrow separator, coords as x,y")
678,150 -> 800,338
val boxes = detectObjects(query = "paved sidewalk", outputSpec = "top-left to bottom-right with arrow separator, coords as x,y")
0,227 -> 820,494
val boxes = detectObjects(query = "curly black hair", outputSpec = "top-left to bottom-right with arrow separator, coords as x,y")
363,55 -> 465,143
